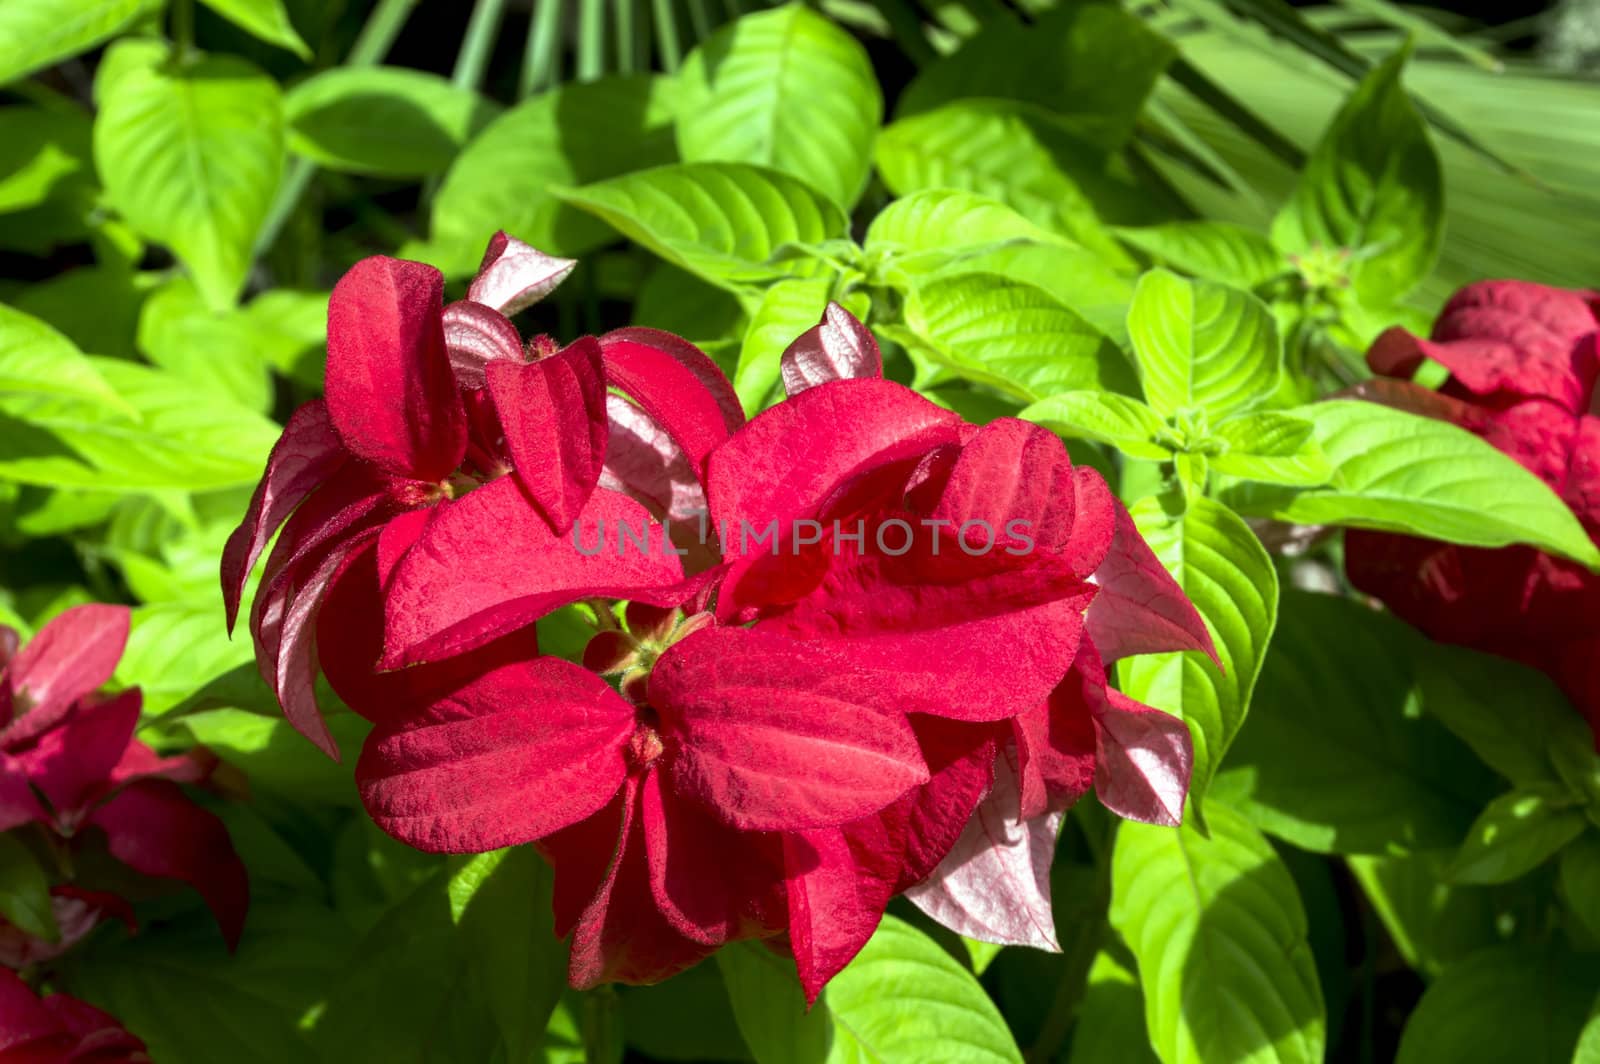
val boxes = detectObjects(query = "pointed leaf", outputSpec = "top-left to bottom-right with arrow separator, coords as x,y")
286,67 -> 500,176
1094,690 -> 1192,828
1126,269 -> 1282,418
780,301 -> 883,399
199,0 -> 311,59
1446,783 -> 1587,885
0,834 -> 57,944
466,231 -> 577,316
1117,222 -> 1285,290
0,303 -> 126,413
1021,391 -> 1173,460
0,0 -> 160,86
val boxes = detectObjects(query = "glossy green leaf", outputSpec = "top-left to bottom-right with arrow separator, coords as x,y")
0,0 -> 160,86
1020,392 -> 1172,460
719,915 -> 1022,1063
1271,44 -> 1443,303
1560,835 -> 1600,938
94,42 -> 284,310
0,357 -> 282,491
676,4 -> 881,209
0,105 -> 93,214
1208,413 -> 1331,486
1121,495 -> 1279,812
173,708 -> 368,806
556,162 -> 847,292
138,278 -> 274,411
1126,269 -> 1281,418
286,68 -> 500,178
116,602 -> 257,714
0,832 -> 56,943
1116,221 -> 1285,290
897,1 -> 1174,152
1211,590 -> 1500,855
1229,400 -> 1600,568
198,0 -> 311,58
1345,851 -> 1509,978
1446,783 -> 1587,885
429,75 -> 678,273
864,188 -> 1067,265
1065,953 -> 1158,1064
875,100 -> 1132,264
1110,804 -> 1325,1064
901,272 -> 1134,402
0,302 -> 126,412
1393,944 -> 1600,1064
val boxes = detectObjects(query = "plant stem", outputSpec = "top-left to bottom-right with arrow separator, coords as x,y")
520,0 -> 565,96
171,0 -> 197,60
254,0 -> 420,259
578,0 -> 607,81
453,0 -> 510,91
650,0 -> 682,71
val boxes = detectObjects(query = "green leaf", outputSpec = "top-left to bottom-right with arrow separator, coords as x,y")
429,75 -> 677,273
1271,44 -> 1442,303
0,302 -> 126,413
555,162 -> 847,292
1208,413 -> 1331,487
1227,400 -> 1600,568
675,3 -> 881,210
1121,495 -> 1279,813
1446,783 -> 1588,885
449,848 -> 566,1063
1560,834 -> 1600,939
875,100 -> 1132,265
117,602 -> 257,714
1116,222 -> 1285,290
734,279 -> 867,415
901,272 -> 1134,403
719,915 -> 1022,1063
1110,804 -> 1325,1064
1020,391 -> 1172,460
138,278 -> 273,411
0,0 -> 160,86
1578,1007 -> 1600,1064
67,902 -> 356,1064
1210,590 -> 1501,855
865,188 -> 1068,265
619,967 -> 752,1063
172,708 -> 368,805
1345,851 -> 1510,978
897,2 -> 1175,153
1393,944 -> 1600,1064
1065,952 -> 1158,1064
198,0 -> 311,58
1412,642 -> 1594,788
286,67 -> 501,178
1126,269 -> 1282,418
0,104 -> 93,214
94,41 -> 284,310
0,832 -> 57,943
0,357 -> 282,491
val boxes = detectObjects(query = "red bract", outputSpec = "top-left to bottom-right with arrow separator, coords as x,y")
0,968 -> 147,1063
0,606 -> 248,951
1344,280 -> 1600,744
239,270 -> 1212,1000
222,233 -> 724,755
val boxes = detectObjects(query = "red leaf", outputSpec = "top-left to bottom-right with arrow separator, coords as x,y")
441,300 -> 523,390
1086,495 -> 1217,666
488,336 -> 609,533
220,400 -> 346,632
1093,687 -> 1193,827
11,689 -> 141,826
357,657 -> 634,852
466,231 -> 576,316
905,748 -> 1063,950
780,301 -> 883,397
1,604 -> 128,749
782,823 -> 902,1004
87,779 -> 250,950
600,328 -> 744,479
324,256 -> 465,481
649,627 -> 929,830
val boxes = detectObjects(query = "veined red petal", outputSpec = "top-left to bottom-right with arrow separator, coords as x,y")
1093,686 -> 1192,827
650,627 -> 929,831
600,328 -> 744,479
356,657 -> 634,852
0,604 -> 128,749
221,400 -> 347,632
381,479 -> 689,668
11,689 -> 141,825
1085,495 -> 1217,666
780,301 -> 883,397
87,779 -> 249,949
782,824 -> 902,1004
325,256 -> 466,481
489,336 -> 609,534
442,300 -> 523,390
466,231 -> 577,316
930,418 -> 1077,559
905,748 -> 1063,950
0,753 -> 46,832
1424,280 -> 1600,413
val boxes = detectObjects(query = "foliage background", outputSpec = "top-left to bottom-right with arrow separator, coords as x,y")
2,0 -> 1600,1061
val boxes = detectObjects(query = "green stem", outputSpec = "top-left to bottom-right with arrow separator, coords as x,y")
254,0 -> 420,259
578,0 -> 607,81
520,0 -> 565,96
650,0 -> 682,71
613,0 -> 636,74
453,0 -> 510,90
171,0 -> 197,60
685,0 -> 711,42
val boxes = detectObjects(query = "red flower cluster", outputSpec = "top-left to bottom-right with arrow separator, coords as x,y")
1346,280 -> 1600,745
0,968 -> 146,1063
228,241 -> 1214,998
0,606 -> 248,954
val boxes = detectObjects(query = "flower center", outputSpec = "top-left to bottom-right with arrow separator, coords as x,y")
626,710 -> 665,770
